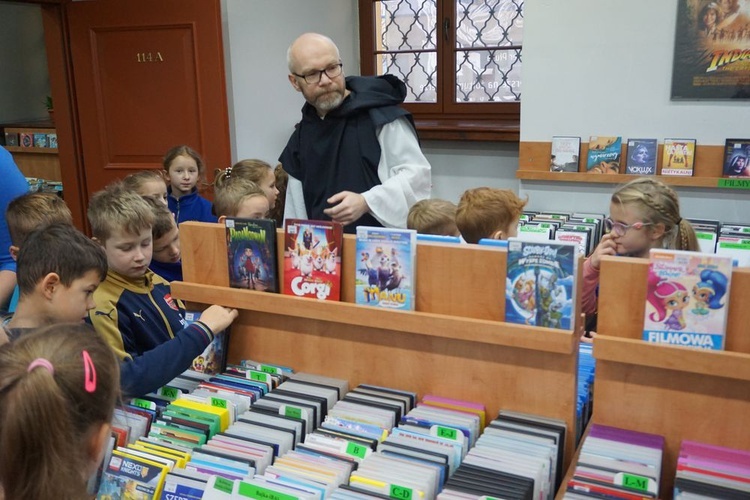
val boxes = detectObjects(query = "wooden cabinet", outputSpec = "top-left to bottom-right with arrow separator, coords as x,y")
172,222 -> 583,471
3,126 -> 61,182
555,257 -> 750,499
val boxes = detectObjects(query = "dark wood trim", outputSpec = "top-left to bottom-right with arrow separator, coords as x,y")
41,3 -> 88,232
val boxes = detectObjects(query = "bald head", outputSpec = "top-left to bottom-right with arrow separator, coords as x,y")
287,33 -> 340,73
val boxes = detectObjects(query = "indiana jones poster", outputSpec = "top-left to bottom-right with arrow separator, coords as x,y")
671,0 -> 750,99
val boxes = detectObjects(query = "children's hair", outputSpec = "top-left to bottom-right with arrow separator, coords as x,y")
16,223 -> 108,296
0,323 -> 119,500
455,187 -> 528,244
215,159 -> 274,188
611,178 -> 699,251
647,272 -> 688,322
88,182 -> 156,242
143,195 -> 177,240
269,164 -> 288,227
695,269 -> 728,310
163,145 -> 205,177
5,192 -> 73,247
407,199 -> 459,236
213,176 -> 266,218
122,170 -> 168,193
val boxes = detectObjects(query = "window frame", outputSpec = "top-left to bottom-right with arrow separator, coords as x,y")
358,0 -> 521,142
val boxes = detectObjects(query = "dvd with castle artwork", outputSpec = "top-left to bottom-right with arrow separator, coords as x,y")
505,239 -> 577,330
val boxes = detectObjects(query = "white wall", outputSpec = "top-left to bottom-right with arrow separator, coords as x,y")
222,0 -> 359,166
520,0 -> 748,221
0,3 -> 51,123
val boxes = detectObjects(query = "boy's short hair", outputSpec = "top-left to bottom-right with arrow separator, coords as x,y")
6,192 -> 73,247
142,196 -> 177,240
88,182 -> 155,242
214,178 -> 266,218
456,187 -> 527,243
16,223 -> 107,296
407,199 -> 459,236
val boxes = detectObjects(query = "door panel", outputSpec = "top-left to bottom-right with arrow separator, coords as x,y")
68,0 -> 229,196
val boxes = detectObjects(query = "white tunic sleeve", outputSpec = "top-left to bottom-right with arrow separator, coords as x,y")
361,117 -> 432,228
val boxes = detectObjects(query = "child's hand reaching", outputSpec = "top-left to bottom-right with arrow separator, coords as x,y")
199,305 -> 239,333
590,233 -> 617,270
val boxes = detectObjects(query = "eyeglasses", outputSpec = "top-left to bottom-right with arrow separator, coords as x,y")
604,217 -> 653,236
293,63 -> 343,84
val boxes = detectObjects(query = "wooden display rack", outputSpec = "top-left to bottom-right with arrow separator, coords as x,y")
172,221 -> 583,469
517,141 -> 739,189
558,256 -> 750,499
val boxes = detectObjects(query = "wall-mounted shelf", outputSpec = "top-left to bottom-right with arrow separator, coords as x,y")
3,126 -> 61,181
517,141 -> 744,189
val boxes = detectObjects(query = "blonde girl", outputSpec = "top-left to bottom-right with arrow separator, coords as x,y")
122,170 -> 169,206
0,323 -> 119,499
582,177 -> 699,316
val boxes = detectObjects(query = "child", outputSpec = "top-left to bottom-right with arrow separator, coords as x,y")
122,169 -> 169,206
223,159 -> 280,211
214,170 -> 270,220
143,196 -> 183,282
407,198 -> 460,236
1,223 -> 107,344
87,183 -> 237,397
269,163 -> 288,228
4,192 -> 74,313
455,187 -> 527,243
582,178 -> 699,317
164,145 -> 217,224
0,323 -> 119,500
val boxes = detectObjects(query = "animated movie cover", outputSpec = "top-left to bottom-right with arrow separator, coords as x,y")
505,239 -> 577,330
671,0 -> 750,99
283,219 -> 343,301
643,249 -> 733,350
225,218 -> 278,293
354,226 -> 416,310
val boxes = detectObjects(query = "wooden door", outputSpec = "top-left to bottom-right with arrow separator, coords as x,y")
67,0 -> 230,197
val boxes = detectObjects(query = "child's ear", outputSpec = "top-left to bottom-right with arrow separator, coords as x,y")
40,273 -> 61,299
650,222 -> 666,241
8,245 -> 19,261
491,229 -> 505,240
87,422 -> 112,475
218,215 -> 226,224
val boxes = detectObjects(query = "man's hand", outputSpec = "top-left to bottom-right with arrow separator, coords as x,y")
324,191 -> 369,226
589,232 -> 617,270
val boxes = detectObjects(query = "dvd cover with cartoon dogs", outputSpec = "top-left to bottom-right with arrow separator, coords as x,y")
283,219 -> 343,301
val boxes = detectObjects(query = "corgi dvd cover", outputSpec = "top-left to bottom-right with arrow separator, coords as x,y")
283,219 -> 343,301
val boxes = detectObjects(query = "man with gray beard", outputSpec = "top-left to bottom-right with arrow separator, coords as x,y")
280,33 -> 431,233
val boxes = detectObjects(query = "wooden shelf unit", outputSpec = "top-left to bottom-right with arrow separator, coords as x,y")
564,256 -> 750,499
517,141 -> 739,188
172,221 -> 583,470
4,126 -> 61,181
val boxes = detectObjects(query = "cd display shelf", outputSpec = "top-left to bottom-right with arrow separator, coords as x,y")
517,141 -> 737,188
172,221 -> 583,471
555,256 -> 750,499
